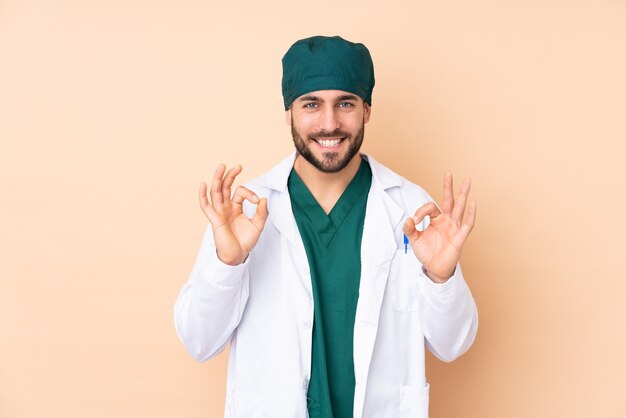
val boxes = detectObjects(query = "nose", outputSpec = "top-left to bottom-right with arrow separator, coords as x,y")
319,106 -> 340,133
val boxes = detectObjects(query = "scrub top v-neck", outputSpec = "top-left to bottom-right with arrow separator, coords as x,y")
288,157 -> 372,418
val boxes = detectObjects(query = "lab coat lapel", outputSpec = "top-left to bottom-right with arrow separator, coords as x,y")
269,189 -> 307,255
259,152 -> 311,272
257,153 -> 307,255
353,155 -> 405,417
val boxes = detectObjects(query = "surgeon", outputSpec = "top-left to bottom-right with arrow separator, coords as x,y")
174,35 -> 478,418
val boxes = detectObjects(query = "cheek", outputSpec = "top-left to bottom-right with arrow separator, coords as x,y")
292,116 -> 317,135
341,115 -> 364,132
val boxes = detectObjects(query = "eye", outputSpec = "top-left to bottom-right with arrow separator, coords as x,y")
303,102 -> 318,109
337,101 -> 355,108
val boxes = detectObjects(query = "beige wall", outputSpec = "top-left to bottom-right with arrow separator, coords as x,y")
1,1 -> 625,417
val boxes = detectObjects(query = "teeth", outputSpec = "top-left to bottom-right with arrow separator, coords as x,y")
317,138 -> 342,147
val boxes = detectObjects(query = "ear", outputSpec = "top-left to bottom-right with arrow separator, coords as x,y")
285,108 -> 292,126
363,102 -> 372,124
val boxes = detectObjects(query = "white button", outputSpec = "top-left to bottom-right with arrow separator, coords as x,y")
302,378 -> 309,389
304,321 -> 312,329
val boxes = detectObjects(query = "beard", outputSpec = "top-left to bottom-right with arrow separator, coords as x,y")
291,116 -> 365,174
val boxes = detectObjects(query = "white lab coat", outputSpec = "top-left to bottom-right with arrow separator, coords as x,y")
174,152 -> 478,418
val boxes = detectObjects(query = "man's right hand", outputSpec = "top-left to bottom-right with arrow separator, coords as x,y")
199,164 -> 269,266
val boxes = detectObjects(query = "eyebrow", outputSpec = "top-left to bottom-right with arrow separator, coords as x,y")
297,94 -> 322,102
336,94 -> 359,101
297,94 -> 360,102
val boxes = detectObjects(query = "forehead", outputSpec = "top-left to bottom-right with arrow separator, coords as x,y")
294,90 -> 362,102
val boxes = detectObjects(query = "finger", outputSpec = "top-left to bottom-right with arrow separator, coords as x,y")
251,197 -> 269,232
210,164 -> 226,208
412,202 -> 442,225
199,181 -> 209,207
451,178 -> 471,225
402,216 -> 423,245
221,164 -> 242,202
232,185 -> 260,205
199,181 -> 219,223
441,172 -> 454,215
459,201 -> 477,242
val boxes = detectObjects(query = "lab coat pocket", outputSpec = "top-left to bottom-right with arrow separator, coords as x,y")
227,392 -> 262,418
398,383 -> 429,417
389,249 -> 421,312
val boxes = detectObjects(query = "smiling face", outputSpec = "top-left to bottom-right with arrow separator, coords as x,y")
287,90 -> 371,173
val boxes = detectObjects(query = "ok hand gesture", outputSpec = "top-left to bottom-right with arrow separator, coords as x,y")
402,173 -> 477,283
199,164 -> 269,266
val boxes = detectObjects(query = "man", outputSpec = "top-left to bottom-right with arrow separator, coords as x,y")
174,35 -> 478,418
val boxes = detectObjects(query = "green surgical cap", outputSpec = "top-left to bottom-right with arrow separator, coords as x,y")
281,35 -> 375,110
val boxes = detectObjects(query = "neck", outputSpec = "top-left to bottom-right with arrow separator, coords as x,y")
293,154 -> 362,214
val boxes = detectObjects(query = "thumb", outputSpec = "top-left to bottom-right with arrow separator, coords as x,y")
402,217 -> 423,245
251,197 -> 269,231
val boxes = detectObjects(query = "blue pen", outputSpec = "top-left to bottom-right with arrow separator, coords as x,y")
403,233 -> 409,254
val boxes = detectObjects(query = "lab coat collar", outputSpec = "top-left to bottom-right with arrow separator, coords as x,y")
257,151 -> 403,192
257,150 -> 404,257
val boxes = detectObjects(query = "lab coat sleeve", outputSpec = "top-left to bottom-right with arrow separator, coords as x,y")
419,264 -> 478,362
174,225 -> 251,362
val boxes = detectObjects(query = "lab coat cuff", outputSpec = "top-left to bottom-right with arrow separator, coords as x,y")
203,247 -> 250,287
419,263 -> 463,301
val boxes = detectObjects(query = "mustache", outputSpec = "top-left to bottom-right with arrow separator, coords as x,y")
307,129 -> 350,139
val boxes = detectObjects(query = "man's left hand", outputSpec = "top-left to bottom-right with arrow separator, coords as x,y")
402,173 -> 477,283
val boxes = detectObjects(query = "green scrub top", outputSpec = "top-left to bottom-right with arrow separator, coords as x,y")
288,158 -> 373,418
